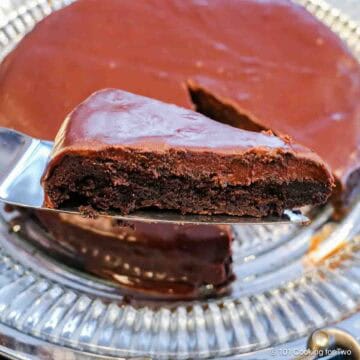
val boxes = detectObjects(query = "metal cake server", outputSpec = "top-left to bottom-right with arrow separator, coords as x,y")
0,127 -> 309,225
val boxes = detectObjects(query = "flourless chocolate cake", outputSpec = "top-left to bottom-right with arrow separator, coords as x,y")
0,0 -> 358,204
0,0 -> 357,298
42,89 -> 334,217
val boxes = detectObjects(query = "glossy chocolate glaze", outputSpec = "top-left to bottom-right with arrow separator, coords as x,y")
0,0 -> 357,297
42,89 -> 334,198
0,0 -> 358,194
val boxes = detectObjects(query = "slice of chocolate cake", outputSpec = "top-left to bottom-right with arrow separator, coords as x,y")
42,89 -> 334,217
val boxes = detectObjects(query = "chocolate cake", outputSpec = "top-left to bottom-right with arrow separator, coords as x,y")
0,0 -> 358,204
0,0 -> 357,298
42,89 -> 334,217
34,212 -> 233,299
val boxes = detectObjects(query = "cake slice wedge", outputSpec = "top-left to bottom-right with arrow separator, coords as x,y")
42,89 -> 334,217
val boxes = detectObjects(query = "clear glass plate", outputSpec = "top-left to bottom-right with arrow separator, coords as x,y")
0,0 -> 359,358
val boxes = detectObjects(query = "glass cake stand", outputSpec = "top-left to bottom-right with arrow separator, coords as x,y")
0,0 -> 360,359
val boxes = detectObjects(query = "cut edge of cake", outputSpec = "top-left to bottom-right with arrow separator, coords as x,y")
42,88 -> 335,218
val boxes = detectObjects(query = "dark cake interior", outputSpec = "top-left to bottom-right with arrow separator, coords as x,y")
42,89 -> 334,217
47,155 -> 330,218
